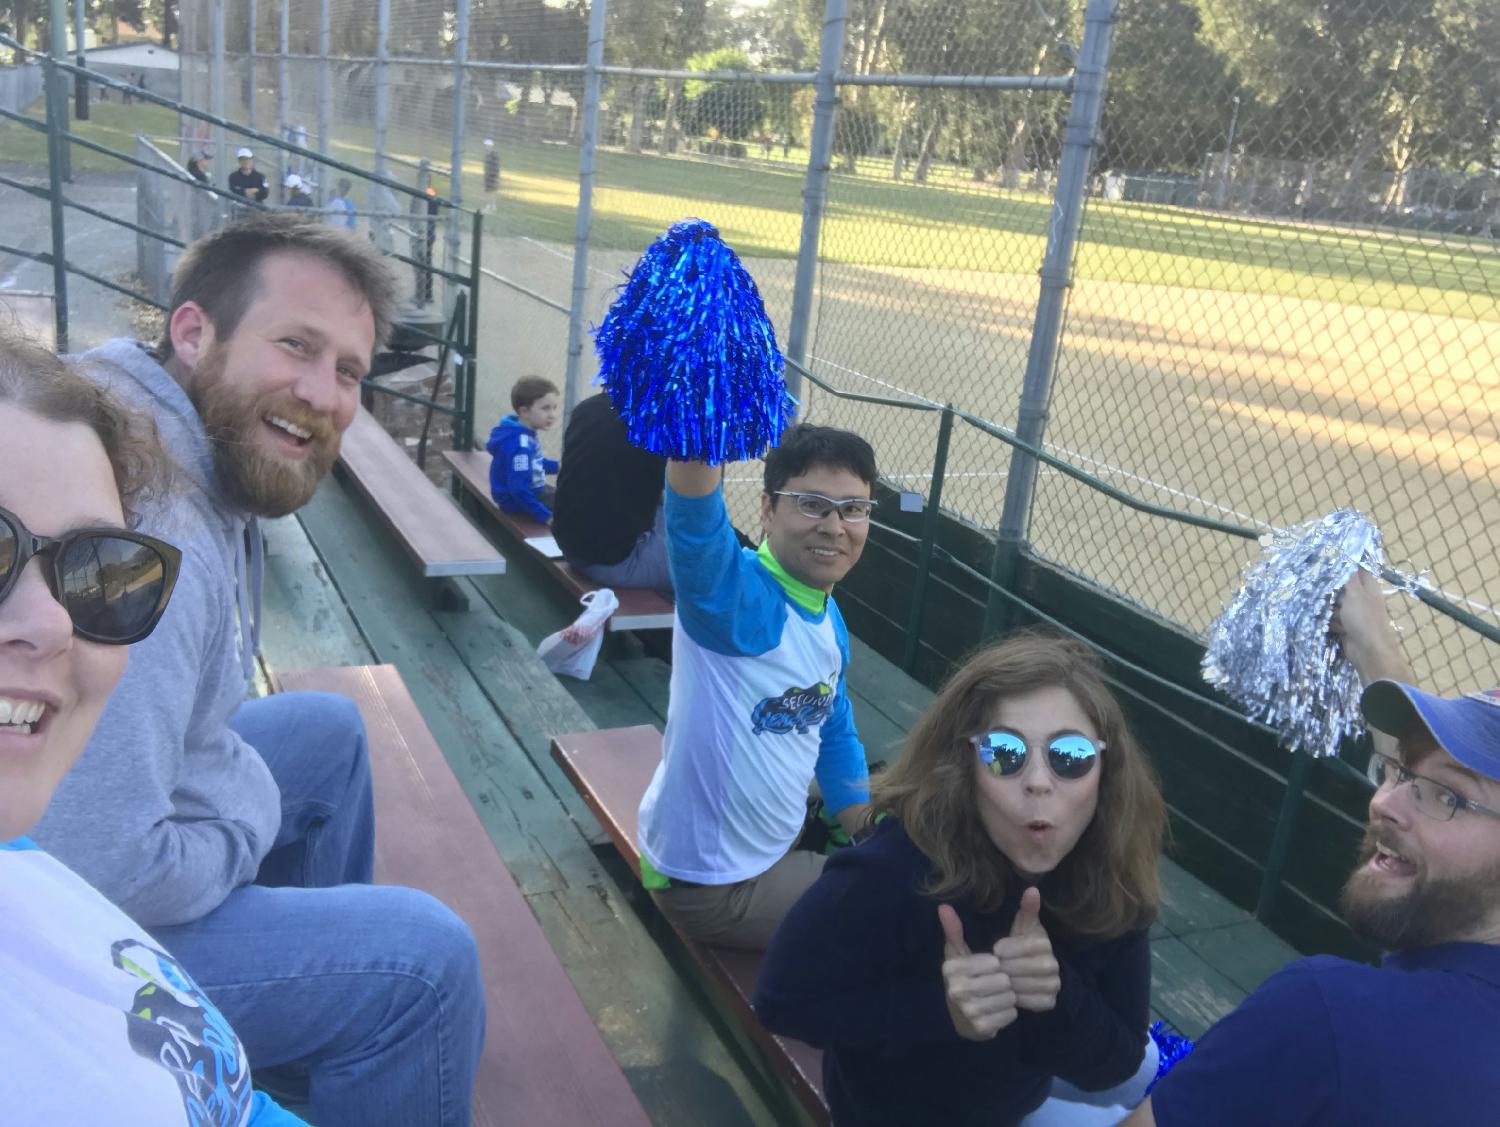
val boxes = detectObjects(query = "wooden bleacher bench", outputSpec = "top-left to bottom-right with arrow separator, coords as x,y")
338,408 -> 506,579
270,665 -> 650,1127
444,448 -> 675,631
550,725 -> 831,1125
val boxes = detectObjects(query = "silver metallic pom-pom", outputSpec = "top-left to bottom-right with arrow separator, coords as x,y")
1202,510 -> 1384,758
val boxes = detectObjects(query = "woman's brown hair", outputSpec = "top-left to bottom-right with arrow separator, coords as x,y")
0,331 -> 167,524
870,629 -> 1165,940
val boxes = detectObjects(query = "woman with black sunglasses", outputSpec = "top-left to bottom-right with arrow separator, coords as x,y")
755,631 -> 1168,1126
0,335 -> 306,1126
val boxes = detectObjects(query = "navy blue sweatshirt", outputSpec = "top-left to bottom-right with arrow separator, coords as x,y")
753,819 -> 1150,1127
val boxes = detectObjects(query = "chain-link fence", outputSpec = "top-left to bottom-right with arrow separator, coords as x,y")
174,0 -> 1500,693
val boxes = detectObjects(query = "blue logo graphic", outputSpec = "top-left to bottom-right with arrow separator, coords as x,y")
751,678 -> 836,735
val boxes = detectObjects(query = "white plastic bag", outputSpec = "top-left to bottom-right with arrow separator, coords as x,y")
537,588 -> 619,680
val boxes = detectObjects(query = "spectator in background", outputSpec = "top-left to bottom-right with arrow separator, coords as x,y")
552,392 -> 671,593
483,139 -> 500,204
283,174 -> 313,209
187,154 -> 211,185
327,178 -> 358,231
487,376 -> 561,523
228,148 -> 268,204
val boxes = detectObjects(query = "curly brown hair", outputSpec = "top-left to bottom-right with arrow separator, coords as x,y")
870,630 -> 1165,940
0,331 -> 169,526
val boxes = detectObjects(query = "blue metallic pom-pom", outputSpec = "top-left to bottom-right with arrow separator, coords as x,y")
1145,1020 -> 1196,1095
593,218 -> 796,465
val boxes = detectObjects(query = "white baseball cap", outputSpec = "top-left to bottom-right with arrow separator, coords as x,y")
236,146 -> 253,159
483,138 -> 494,146
284,173 -> 302,189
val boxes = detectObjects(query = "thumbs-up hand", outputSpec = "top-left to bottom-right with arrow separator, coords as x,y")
938,904 -> 1018,1041
991,886 -> 1061,1013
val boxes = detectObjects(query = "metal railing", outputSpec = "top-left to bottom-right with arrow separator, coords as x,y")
0,32 -> 483,455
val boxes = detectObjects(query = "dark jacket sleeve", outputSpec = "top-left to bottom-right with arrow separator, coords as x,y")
753,853 -> 962,1055
1016,927 -> 1151,1090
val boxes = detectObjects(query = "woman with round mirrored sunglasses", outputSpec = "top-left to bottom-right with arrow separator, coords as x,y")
0,504 -> 181,646
972,729 -> 1103,782
756,631 -> 1167,1127
0,333 -> 307,1126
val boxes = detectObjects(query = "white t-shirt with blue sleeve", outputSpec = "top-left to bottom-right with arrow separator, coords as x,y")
0,838 -> 304,1126
638,484 -> 869,886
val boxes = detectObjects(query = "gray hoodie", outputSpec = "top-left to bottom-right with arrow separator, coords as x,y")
31,339 -> 281,928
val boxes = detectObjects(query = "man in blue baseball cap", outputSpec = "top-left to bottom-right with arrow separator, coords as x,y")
1121,571 -> 1500,1126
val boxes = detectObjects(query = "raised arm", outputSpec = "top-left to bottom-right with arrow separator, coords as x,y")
1331,569 -> 1415,759
666,460 -> 724,499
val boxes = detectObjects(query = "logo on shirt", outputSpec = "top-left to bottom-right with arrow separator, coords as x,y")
113,938 -> 254,1127
751,676 -> 836,735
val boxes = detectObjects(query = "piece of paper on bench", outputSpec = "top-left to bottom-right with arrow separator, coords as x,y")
525,535 -> 564,559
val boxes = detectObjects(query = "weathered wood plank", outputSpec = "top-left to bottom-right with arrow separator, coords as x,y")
1148,937 -> 1246,1040
433,601 -> 608,845
551,726 -> 831,1125
1179,920 -> 1301,997
259,515 -> 373,670
337,407 -> 506,578
1159,857 -> 1254,936
299,479 -> 593,896
270,664 -> 649,1127
296,477 -> 783,1125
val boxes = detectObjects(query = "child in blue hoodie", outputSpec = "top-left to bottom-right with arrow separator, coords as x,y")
487,376 -> 562,522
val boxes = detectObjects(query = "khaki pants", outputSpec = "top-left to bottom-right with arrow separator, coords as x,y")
649,849 -> 827,950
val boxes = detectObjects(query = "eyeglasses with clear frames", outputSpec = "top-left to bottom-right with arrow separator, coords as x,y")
1366,751 -> 1500,824
773,491 -> 878,524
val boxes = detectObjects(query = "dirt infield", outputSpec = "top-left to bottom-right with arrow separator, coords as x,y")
473,233 -> 1500,692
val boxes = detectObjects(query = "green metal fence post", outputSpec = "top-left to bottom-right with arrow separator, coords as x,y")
1256,749 -> 1311,920
48,0 -> 71,182
986,0 -> 1118,637
900,405 -> 954,673
42,54 -> 69,350
465,209 -> 483,451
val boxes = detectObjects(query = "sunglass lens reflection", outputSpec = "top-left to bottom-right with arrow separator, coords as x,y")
1048,735 -> 1099,779
0,514 -> 15,591
58,535 -> 167,642
979,732 -> 1029,776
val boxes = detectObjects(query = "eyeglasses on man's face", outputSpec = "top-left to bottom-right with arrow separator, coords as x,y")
773,491 -> 877,524
1367,751 -> 1500,824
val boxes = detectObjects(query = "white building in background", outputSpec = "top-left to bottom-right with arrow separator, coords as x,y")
83,41 -> 180,101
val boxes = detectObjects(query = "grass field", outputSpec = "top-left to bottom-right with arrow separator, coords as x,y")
3,98 -> 1497,690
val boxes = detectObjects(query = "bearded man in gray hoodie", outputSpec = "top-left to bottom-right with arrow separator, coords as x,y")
32,213 -> 485,1127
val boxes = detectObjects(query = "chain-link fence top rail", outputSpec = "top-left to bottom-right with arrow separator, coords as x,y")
176,0 -> 1499,693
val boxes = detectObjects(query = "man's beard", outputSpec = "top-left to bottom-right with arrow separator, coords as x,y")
1339,825 -> 1500,951
191,344 -> 340,518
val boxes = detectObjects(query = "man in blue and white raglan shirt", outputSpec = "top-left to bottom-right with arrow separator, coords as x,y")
639,423 -> 878,950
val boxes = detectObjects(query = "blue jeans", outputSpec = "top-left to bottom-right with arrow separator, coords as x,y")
152,692 -> 486,1127
570,504 -> 673,594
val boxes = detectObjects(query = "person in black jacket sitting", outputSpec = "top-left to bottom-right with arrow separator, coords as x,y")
754,631 -> 1167,1127
551,392 -> 672,593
